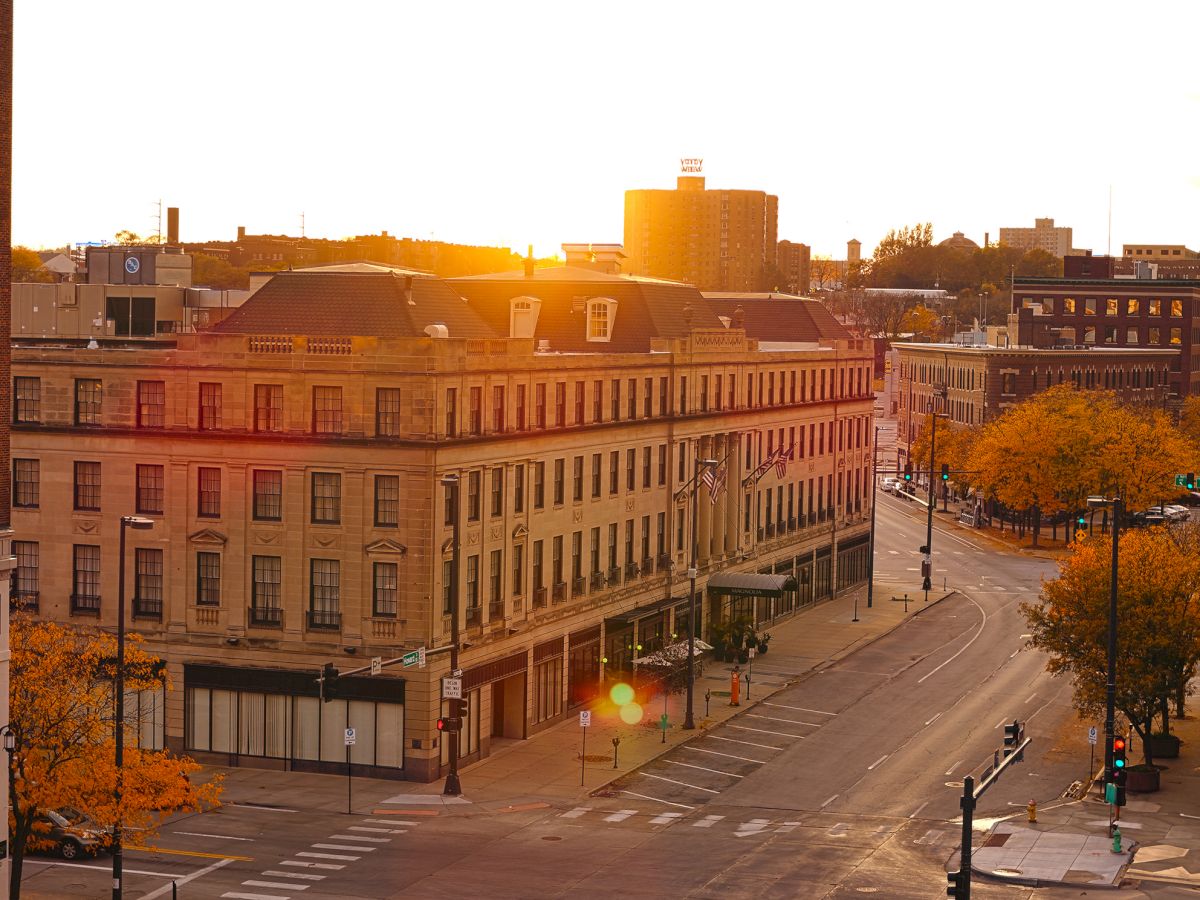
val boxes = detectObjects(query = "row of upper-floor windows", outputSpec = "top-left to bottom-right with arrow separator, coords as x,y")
1030,297 -> 1190,318
903,365 -> 1166,406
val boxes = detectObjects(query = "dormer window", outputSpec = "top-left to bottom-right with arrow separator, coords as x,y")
509,296 -> 542,338
587,297 -> 617,342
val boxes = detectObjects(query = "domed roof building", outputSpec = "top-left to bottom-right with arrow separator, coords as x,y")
939,231 -> 979,251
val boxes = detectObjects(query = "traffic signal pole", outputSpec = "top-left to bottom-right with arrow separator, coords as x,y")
1103,496 -> 1122,833
923,414 -> 936,601
442,475 -> 463,797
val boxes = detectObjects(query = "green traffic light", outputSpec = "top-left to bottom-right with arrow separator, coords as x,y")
1114,758 -> 1125,768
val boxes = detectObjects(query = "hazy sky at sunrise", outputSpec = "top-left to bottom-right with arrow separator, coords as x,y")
12,1 -> 1200,259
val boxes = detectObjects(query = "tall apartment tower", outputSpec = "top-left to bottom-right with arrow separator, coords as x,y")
999,218 -> 1074,257
624,175 -> 778,291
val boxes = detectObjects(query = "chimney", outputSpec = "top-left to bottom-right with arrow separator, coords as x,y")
167,207 -> 179,244
984,231 -> 989,248
237,225 -> 246,241
524,244 -> 535,278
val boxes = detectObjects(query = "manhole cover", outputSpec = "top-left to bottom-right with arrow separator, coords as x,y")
542,836 -> 562,841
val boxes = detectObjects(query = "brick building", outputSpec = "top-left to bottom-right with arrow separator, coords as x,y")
12,266 -> 873,782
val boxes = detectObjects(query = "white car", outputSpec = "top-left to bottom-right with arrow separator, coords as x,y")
881,477 -> 899,494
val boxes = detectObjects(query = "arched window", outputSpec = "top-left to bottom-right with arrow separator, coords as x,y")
509,296 -> 542,338
586,297 -> 618,342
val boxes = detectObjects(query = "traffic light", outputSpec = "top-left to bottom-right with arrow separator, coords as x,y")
941,463 -> 950,481
1188,473 -> 1196,490
1003,720 -> 1022,757
1076,514 -> 1086,529
903,462 -> 913,482
320,662 -> 339,703
1112,735 -> 1127,783
946,869 -> 966,897
436,716 -> 462,733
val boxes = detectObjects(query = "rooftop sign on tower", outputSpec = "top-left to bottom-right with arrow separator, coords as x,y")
680,157 -> 703,174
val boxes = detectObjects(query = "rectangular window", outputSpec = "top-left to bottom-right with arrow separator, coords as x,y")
376,387 -> 402,437
641,515 -> 651,562
375,474 -> 399,527
656,512 -> 666,556
254,384 -> 283,433
534,462 -> 545,509
72,544 -> 101,612
469,386 -> 482,435
310,472 -> 342,524
137,380 -> 165,428
591,453 -> 602,498
642,446 -> 651,488
659,377 -> 668,416
679,376 -> 688,414
75,378 -> 102,426
574,381 -> 585,425
373,562 -> 398,618
466,555 -> 480,611
134,548 -> 163,618
309,559 -> 341,628
512,544 -> 524,596
628,378 -> 637,419
199,382 -> 222,430
13,541 -> 38,605
312,386 -> 343,434
589,526 -> 600,575
624,519 -> 634,565
609,450 -> 619,495
491,468 -> 504,517
252,555 -> 282,617
253,469 -> 283,520
514,464 -> 525,514
552,536 -> 563,586
644,377 -> 653,417
729,374 -> 737,409
13,376 -> 40,424
554,382 -> 566,427
197,467 -> 221,517
196,551 -> 221,607
658,444 -> 667,486
1127,298 -> 1139,316
611,379 -> 621,421
593,380 -> 603,422
715,373 -> 723,410
607,523 -> 618,570
1149,299 -> 1161,316
533,657 -> 563,725
572,456 -> 583,503
535,383 -> 547,429
442,560 -> 454,615
571,531 -> 582,580
492,385 -> 506,433
446,387 -> 458,437
136,463 -> 164,514
626,448 -> 635,491
532,540 -> 544,590
516,384 -> 527,431
13,458 -> 39,508
490,550 -> 503,605
553,458 -> 565,505
468,470 -> 481,521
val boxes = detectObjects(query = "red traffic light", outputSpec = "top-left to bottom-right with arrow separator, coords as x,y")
1113,737 -> 1126,751
436,716 -> 462,732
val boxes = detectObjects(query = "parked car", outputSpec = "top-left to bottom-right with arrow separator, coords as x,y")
1128,510 -> 1168,529
1173,492 -> 1200,507
881,476 -> 899,494
30,807 -> 107,859
1145,505 -> 1189,523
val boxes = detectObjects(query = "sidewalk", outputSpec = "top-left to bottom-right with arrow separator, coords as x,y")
213,580 -> 952,816
970,710 -> 1200,891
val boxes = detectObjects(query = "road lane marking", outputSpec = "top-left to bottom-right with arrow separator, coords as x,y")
313,843 -> 375,852
917,593 -> 988,684
693,815 -> 725,828
888,550 -> 899,554
821,794 -> 839,809
25,860 -> 181,878
231,803 -> 297,813
1009,649 -> 1019,658
994,719 -> 1007,729
134,846 -> 253,861
945,759 -> 963,775
560,807 -> 591,819
663,759 -> 744,778
363,818 -> 419,825
328,833 -> 389,843
735,818 -> 772,837
1024,693 -> 1037,704
640,772 -> 721,793
726,724 -> 804,739
348,826 -> 405,834
707,734 -> 782,751
682,746 -> 764,764
924,713 -> 942,726
146,859 -> 234,899
243,881 -> 310,891
263,870 -> 324,881
603,809 -> 637,822
867,754 -> 889,770
909,801 -> 930,818
619,791 -> 695,810
762,702 -> 836,716
281,860 -> 344,870
297,851 -> 359,861
747,714 -> 823,727
176,832 -> 256,841
221,893 -> 287,900
649,812 -> 685,825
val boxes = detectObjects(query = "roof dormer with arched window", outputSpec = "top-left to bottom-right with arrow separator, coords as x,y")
586,296 -> 617,342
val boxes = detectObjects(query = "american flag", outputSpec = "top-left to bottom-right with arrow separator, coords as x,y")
774,443 -> 795,478
746,446 -> 783,485
706,463 -> 727,503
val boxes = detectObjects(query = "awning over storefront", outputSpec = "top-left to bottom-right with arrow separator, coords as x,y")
704,572 -> 798,598
606,595 -> 680,626
633,639 -> 713,665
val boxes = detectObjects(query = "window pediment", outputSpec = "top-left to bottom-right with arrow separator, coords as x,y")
188,528 -> 227,547
365,538 -> 407,556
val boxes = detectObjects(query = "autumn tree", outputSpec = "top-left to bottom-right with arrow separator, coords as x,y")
809,255 -> 840,292
899,303 -> 940,339
967,384 -> 1196,547
113,229 -> 162,246
8,619 -> 221,897
191,253 -> 252,290
10,246 -> 54,283
1022,526 -> 1200,764
1178,395 -> 1200,450
909,415 -> 976,483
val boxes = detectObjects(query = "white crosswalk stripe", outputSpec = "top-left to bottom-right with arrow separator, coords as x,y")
560,807 -> 591,819
603,809 -> 637,822
693,814 -> 725,828
649,812 -> 685,825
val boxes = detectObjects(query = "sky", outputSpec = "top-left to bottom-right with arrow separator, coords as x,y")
12,1 -> 1200,260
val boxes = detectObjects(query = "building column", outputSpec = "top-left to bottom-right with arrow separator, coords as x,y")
698,435 -> 714,566
710,434 -> 726,560
724,432 -> 740,555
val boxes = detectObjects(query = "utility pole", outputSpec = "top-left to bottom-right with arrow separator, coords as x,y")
684,455 -> 717,730
865,425 -> 879,610
922,413 -> 937,601
440,475 -> 463,796
1104,496 -> 1122,833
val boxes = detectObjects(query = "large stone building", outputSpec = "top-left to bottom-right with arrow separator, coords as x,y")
11,265 -> 873,782
624,174 -> 779,292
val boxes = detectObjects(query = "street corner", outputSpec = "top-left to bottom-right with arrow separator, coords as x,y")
971,821 -> 1133,889
1127,841 -> 1200,890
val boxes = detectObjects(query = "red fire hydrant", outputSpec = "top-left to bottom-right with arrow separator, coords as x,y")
730,666 -> 741,706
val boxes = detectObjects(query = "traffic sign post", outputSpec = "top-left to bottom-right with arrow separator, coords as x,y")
344,727 -> 357,814
579,710 -> 591,785
1088,726 -> 1098,788
442,677 -> 463,700
370,656 -> 382,676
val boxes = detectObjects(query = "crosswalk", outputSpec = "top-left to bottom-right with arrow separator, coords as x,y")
557,806 -> 805,836
220,816 -> 421,900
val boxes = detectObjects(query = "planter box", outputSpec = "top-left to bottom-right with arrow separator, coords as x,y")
1126,766 -> 1161,793
1150,734 -> 1181,759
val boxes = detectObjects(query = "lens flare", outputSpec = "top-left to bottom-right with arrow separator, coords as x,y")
618,702 -> 644,725
609,682 -> 635,706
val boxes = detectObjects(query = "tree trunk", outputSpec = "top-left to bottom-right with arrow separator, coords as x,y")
1161,693 -> 1171,736
1140,715 -> 1156,767
1177,678 -> 1189,718
1031,506 -> 1042,548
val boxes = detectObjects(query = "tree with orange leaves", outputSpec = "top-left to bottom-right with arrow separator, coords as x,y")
7,618 -> 221,898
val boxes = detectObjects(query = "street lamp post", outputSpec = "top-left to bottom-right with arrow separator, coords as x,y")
864,425 -> 880,615
439,475 -> 463,797
684,458 -> 718,731
1088,494 -> 1122,833
113,515 -> 153,900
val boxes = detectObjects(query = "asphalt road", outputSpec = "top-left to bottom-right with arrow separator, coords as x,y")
30,484 -> 1152,899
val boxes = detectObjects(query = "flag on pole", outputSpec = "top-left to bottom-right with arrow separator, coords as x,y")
774,443 -> 795,479
707,463 -> 727,504
701,465 -> 716,493
745,446 -> 782,486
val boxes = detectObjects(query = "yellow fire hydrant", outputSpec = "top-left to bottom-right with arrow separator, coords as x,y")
1027,799 -> 1037,823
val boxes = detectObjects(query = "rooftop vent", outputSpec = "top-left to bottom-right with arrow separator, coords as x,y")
537,339 -> 550,352
424,323 -> 449,339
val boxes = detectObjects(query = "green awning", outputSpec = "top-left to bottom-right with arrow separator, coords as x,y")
704,572 -> 798,598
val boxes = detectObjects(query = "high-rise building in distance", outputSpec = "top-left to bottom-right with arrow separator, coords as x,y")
624,174 -> 778,292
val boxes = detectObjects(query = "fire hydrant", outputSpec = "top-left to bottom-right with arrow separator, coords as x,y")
1027,799 -> 1037,823
1111,826 -> 1122,853
730,666 -> 741,706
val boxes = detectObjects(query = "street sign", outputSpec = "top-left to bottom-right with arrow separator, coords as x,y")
344,727 -> 356,746
371,656 -> 382,676
747,647 -> 756,659
1088,726 -> 1098,746
402,650 -> 421,667
442,676 -> 463,700
579,710 -> 591,728
419,647 -> 427,668
1176,474 -> 1187,487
